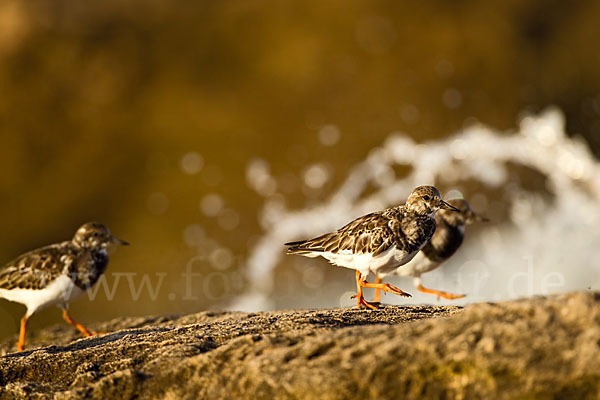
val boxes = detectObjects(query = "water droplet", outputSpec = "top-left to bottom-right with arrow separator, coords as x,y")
200,194 -> 224,217
218,209 -> 240,231
318,124 -> 341,146
210,247 -> 233,270
180,152 -> 204,175
443,88 -> 463,109
182,224 -> 205,247
303,164 -> 330,189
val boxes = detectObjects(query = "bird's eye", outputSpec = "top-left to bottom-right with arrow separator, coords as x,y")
423,195 -> 430,201
93,232 -> 98,237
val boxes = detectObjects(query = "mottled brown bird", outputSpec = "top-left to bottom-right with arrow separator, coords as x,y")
285,186 -> 458,309
0,222 -> 128,351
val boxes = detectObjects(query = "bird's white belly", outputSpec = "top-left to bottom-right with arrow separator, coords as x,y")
0,275 -> 84,317
320,246 -> 418,277
382,251 -> 441,278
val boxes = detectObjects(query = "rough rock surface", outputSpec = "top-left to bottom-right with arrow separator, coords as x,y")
1,292 -> 600,399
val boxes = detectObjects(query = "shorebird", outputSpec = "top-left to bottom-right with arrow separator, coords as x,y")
373,198 -> 488,302
0,222 -> 128,351
285,186 -> 458,309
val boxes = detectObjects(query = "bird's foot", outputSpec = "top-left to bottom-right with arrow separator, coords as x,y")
416,284 -> 465,300
62,309 -> 106,337
350,295 -> 382,310
361,281 -> 412,298
357,296 -> 379,310
82,330 -> 108,337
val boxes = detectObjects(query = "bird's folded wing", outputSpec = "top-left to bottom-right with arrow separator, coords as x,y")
288,212 -> 397,256
0,244 -> 72,290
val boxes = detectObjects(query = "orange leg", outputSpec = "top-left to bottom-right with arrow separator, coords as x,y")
17,316 -> 28,352
354,271 -> 378,310
416,283 -> 465,300
361,279 -> 411,298
62,309 -> 96,337
373,276 -> 382,303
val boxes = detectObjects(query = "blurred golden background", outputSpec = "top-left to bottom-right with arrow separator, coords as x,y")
1,0 -> 600,339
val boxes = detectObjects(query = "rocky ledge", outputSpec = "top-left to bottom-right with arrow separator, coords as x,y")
1,292 -> 599,399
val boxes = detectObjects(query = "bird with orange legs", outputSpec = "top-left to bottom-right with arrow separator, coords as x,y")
285,186 -> 459,309
0,222 -> 128,351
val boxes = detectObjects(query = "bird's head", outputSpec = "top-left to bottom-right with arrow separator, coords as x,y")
72,222 -> 129,249
405,185 -> 459,216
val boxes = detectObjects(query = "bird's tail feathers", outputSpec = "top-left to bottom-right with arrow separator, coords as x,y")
284,239 -> 326,254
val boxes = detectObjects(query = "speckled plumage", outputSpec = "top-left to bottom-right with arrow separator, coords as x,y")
0,242 -> 107,292
0,222 -> 128,351
286,206 -> 437,275
0,223 -> 119,292
285,186 -> 459,308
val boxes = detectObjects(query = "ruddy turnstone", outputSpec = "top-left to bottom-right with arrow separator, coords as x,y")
0,222 -> 128,351
373,198 -> 488,302
285,186 -> 459,309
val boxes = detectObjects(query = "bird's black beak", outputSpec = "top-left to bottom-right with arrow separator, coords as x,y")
466,210 -> 489,223
440,200 -> 460,212
111,236 -> 129,246
473,214 -> 490,223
